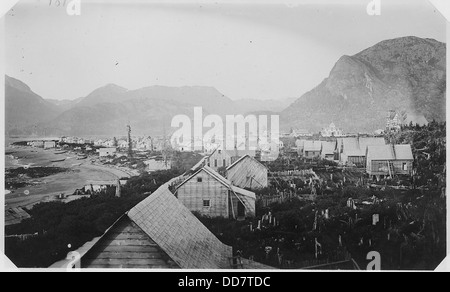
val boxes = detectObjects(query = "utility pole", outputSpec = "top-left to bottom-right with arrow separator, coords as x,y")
127,124 -> 133,157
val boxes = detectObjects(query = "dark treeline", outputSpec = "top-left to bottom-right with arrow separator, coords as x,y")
5,169 -> 183,268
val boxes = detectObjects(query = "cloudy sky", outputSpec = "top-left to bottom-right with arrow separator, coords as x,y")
4,0 -> 447,101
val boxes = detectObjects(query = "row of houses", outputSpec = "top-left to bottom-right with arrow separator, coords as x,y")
296,137 -> 414,178
28,140 -> 57,149
60,137 -> 94,145
60,136 -> 169,152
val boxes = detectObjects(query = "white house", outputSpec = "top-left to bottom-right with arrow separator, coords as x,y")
44,141 -> 56,149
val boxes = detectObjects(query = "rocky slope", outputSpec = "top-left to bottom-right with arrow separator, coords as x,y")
281,37 -> 446,132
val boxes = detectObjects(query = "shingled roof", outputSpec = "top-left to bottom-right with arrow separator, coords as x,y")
304,141 -> 322,152
359,137 -> 386,153
366,144 -> 413,161
394,145 -> 414,160
321,141 -> 337,155
128,182 -> 233,269
226,155 -> 267,171
366,145 -> 395,160
5,207 -> 31,226
342,137 -> 386,157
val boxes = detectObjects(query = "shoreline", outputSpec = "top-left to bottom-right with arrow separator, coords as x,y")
4,146 -> 137,209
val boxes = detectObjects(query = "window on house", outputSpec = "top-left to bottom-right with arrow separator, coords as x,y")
197,177 -> 203,183
402,163 -> 408,171
214,159 -> 218,167
218,150 -> 222,154
203,200 -> 210,207
223,159 -> 226,167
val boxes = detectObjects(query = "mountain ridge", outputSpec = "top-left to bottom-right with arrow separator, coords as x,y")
6,36 -> 446,136
281,36 -> 446,132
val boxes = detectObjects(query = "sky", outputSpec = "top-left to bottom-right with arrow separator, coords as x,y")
4,0 -> 447,101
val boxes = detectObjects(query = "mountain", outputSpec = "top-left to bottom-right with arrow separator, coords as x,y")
75,84 -> 129,107
125,86 -> 239,116
5,77 -> 243,136
234,97 -> 296,114
281,37 -> 446,133
5,75 -> 62,136
46,98 -> 196,136
46,97 -> 84,111
47,85 -> 240,136
7,36 -> 445,137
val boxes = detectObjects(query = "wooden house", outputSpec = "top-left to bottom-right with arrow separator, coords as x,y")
175,166 -> 256,219
338,137 -> 360,165
226,155 -> 268,190
339,137 -> 386,167
320,141 -> 337,160
50,179 -> 275,270
206,148 -> 234,170
80,216 -> 180,269
50,183 -> 234,269
207,146 -> 256,171
44,141 -> 56,149
296,139 -> 306,157
366,144 -> 414,179
303,141 -> 322,159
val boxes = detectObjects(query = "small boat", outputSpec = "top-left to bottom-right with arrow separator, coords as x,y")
51,158 -> 65,163
55,151 -> 68,155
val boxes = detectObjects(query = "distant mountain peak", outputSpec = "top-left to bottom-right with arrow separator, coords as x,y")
89,83 -> 128,95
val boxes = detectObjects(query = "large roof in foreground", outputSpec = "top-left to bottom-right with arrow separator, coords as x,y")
81,216 -> 179,269
128,181 -> 233,269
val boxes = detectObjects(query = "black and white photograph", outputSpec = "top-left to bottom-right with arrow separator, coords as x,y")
0,0 -> 448,273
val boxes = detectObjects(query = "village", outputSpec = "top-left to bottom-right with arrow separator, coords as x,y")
4,111 -> 447,270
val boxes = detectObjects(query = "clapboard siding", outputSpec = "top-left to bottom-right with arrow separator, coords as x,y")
82,217 -> 179,269
177,169 -> 230,218
227,156 -> 268,190
207,150 -> 233,170
368,160 -> 413,176
391,160 -> 413,175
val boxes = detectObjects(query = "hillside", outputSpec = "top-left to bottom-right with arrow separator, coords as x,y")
234,97 -> 296,114
5,80 -> 241,136
5,75 -> 62,136
281,37 -> 446,133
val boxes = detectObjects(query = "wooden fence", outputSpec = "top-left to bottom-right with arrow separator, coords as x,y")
258,191 -> 316,207
281,250 -> 354,270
